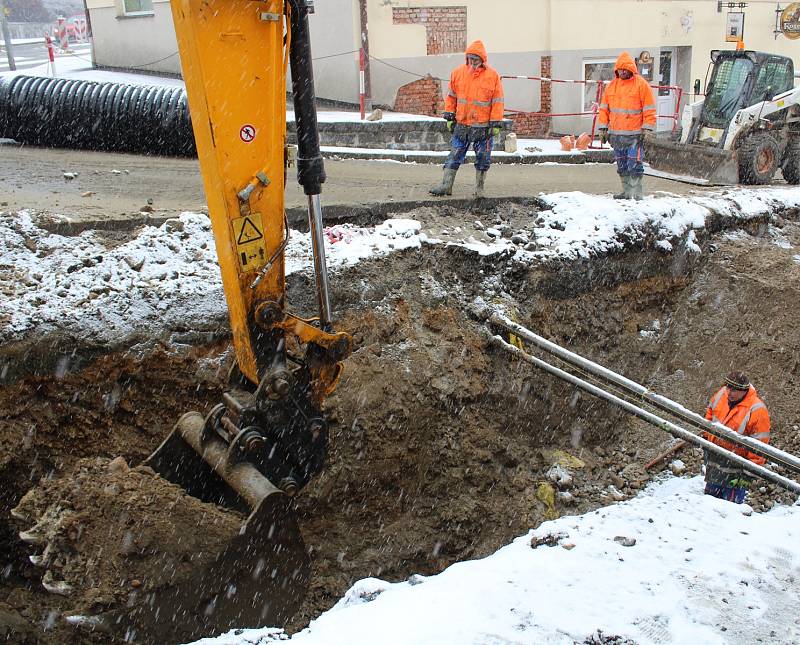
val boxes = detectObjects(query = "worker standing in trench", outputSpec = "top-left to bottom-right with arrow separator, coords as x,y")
429,40 -> 505,199
703,371 -> 771,504
597,52 -> 656,201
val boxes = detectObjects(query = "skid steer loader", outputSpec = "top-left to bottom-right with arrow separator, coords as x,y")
645,49 -> 800,185
11,0 -> 352,641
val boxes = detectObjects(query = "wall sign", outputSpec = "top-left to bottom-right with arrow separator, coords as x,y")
780,2 -> 800,40
726,12 -> 745,42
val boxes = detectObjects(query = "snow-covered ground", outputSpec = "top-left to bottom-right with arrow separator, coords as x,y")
0,46 -> 185,87
2,187 -> 799,347
190,475 -> 800,645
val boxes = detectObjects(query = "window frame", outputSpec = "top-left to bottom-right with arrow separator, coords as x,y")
119,0 -> 155,18
582,58 -> 617,112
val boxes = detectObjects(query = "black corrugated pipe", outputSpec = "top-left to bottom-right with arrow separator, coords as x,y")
0,75 -> 195,156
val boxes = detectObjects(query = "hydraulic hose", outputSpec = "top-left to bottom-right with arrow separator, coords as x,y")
287,0 -> 332,329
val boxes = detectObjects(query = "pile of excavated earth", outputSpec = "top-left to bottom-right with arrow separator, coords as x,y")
1,189 -> 800,643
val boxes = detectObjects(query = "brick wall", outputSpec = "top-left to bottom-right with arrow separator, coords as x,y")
393,75 -> 444,116
540,55 -> 552,113
392,6 -> 467,55
510,55 -> 552,137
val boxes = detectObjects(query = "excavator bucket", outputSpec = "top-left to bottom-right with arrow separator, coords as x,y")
644,138 -> 741,186
141,411 -> 311,633
12,411 -> 310,642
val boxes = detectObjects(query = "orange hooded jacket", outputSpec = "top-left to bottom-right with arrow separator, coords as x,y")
598,52 -> 657,136
444,40 -> 505,128
704,385 -> 770,466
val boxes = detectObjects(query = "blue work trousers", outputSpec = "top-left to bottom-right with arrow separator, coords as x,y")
610,134 -> 644,177
704,482 -> 748,504
444,134 -> 493,172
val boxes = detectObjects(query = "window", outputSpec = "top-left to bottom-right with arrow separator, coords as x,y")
583,60 -> 616,111
123,0 -> 154,15
658,51 -> 673,97
704,56 -> 753,125
752,58 -> 794,100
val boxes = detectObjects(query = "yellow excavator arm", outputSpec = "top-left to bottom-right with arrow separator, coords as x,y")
142,0 -> 352,630
171,0 -> 290,383
171,0 -> 349,388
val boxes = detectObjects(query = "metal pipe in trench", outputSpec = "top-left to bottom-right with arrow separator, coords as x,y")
487,332 -> 800,496
490,312 -> 800,477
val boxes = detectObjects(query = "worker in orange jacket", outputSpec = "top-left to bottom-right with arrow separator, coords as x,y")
597,52 -> 657,200
703,371 -> 771,504
430,40 -> 505,199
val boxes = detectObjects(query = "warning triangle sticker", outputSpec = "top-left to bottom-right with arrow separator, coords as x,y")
237,217 -> 263,244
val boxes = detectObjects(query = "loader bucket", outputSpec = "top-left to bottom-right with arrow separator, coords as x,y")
644,138 -> 740,186
133,411 -> 311,641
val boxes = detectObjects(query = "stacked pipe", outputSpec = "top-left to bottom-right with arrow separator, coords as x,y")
487,311 -> 800,496
0,75 -> 195,156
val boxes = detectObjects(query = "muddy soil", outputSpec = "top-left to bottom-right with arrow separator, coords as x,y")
12,458 -> 243,641
1,201 -> 799,643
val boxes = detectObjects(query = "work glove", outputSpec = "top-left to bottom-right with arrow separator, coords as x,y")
447,120 -> 455,133
443,112 -> 455,132
599,129 -> 609,146
729,477 -> 752,489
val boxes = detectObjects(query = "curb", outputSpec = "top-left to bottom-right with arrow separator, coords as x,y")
321,149 -> 614,165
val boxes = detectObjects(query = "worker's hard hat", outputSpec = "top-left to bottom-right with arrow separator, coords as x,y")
735,41 -> 745,51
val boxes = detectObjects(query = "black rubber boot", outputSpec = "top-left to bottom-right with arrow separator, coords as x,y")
429,168 -> 457,196
613,175 -> 632,200
474,169 -> 487,199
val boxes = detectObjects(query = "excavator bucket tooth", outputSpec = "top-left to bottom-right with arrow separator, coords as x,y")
644,138 -> 740,186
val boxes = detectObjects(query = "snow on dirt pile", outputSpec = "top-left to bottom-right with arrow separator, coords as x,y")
1,188 -> 799,349
0,211 -> 425,348
11,456 -> 242,639
193,476 -> 800,645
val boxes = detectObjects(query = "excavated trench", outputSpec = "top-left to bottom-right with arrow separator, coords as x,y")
1,199 -> 800,643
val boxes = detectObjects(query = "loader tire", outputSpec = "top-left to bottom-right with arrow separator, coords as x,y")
737,133 -> 780,185
781,137 -> 800,185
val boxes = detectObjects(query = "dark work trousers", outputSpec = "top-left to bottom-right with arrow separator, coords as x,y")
443,132 -> 494,172
610,134 -> 644,177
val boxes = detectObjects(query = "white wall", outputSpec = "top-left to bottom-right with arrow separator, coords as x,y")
85,1 -> 800,117
87,0 -> 361,103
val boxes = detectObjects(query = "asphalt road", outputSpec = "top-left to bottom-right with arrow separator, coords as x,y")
0,143 -> 724,220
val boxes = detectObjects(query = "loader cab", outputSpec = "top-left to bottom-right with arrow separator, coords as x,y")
702,51 -> 794,130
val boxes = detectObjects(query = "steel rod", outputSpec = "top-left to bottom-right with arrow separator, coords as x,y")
490,312 -> 800,475
307,194 -> 332,330
488,333 -> 800,495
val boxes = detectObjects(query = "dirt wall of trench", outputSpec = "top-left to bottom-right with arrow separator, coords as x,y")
1,205 -> 799,643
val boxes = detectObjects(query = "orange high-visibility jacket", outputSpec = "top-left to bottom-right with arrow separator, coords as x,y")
598,52 -> 657,136
704,386 -> 771,465
444,40 -> 505,127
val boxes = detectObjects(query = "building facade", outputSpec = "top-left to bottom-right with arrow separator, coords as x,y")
85,1 -> 800,135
